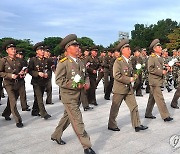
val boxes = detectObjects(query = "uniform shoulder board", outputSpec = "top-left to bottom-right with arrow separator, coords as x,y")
117,57 -> 123,61
60,57 -> 68,63
151,53 -> 157,57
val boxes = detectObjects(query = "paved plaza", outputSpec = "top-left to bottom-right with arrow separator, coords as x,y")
0,74 -> 180,154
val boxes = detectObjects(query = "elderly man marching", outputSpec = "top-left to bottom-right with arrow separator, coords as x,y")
145,39 -> 173,122
51,34 -> 96,154
108,39 -> 148,132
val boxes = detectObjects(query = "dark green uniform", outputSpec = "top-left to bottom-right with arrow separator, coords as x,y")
104,56 -> 115,100
44,57 -> 54,104
171,62 -> 180,108
96,55 -> 105,86
0,56 -> 24,124
85,55 -> 100,105
28,56 -> 51,118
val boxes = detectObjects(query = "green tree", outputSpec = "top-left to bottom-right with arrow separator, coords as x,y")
44,37 -> 62,55
77,37 -> 95,48
166,28 -> 180,50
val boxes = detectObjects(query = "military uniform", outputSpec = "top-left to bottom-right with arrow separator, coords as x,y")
145,39 -> 172,121
28,42 -> 51,119
171,61 -> 180,108
162,54 -> 172,92
85,51 -> 100,106
103,53 -> 115,100
96,54 -> 105,86
15,49 -> 30,111
51,34 -> 95,154
108,39 -> 148,132
78,55 -> 93,111
131,54 -> 143,96
0,40 -> 25,127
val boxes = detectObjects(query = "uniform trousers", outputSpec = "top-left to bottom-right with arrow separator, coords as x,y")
51,90 -> 92,149
2,85 -> 22,123
145,86 -> 170,119
108,93 -> 141,128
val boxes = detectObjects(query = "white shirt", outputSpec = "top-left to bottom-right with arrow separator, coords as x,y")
122,55 -> 129,64
70,56 -> 77,63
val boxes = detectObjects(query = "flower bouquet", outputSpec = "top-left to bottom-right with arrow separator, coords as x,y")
134,63 -> 144,80
72,74 -> 84,88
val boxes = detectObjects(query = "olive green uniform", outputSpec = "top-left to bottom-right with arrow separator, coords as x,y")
145,53 -> 170,119
28,56 -> 51,118
51,56 -> 92,149
0,56 -> 24,124
85,55 -> 100,105
108,56 -> 141,129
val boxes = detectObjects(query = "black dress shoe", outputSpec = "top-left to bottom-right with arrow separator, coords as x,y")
16,122 -> 24,128
4,116 -> 11,121
135,125 -> 148,132
171,105 -> 179,109
84,106 -> 93,111
44,114 -> 51,120
31,112 -> 40,116
164,117 -> 173,122
93,103 -> 98,106
22,108 -> 31,111
108,127 -> 120,131
104,96 -> 110,100
46,102 -> 54,105
84,147 -> 96,154
136,94 -> 143,97
51,138 -> 66,145
145,115 -> 156,119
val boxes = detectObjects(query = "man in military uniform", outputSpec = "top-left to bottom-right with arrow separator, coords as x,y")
96,50 -> 106,87
140,48 -> 150,93
171,59 -> 180,109
51,34 -> 96,154
145,39 -> 173,122
172,49 -> 178,89
103,48 -> 114,100
44,46 -> 54,105
77,48 -> 93,111
131,47 -> 143,96
85,46 -> 100,106
162,49 -> 172,92
108,39 -> 148,132
15,48 -> 30,111
0,40 -> 24,128
28,42 -> 51,119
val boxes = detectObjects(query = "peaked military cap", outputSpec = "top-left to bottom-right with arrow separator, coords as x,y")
16,48 -> 25,55
60,34 -> 79,49
116,39 -> 130,51
133,46 -> 141,53
91,46 -> 98,51
149,39 -> 161,50
33,42 -> 45,51
2,40 -> 16,50
44,46 -> 50,52
107,48 -> 114,53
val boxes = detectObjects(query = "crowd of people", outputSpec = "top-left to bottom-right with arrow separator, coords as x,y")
0,36 -> 179,154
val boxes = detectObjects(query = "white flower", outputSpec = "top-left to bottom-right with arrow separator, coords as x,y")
73,74 -> 81,83
136,63 -> 142,69
168,60 -> 175,67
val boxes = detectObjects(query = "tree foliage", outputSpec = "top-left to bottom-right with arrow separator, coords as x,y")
130,18 -> 179,51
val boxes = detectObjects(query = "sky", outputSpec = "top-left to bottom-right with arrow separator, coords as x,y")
0,0 -> 179,47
